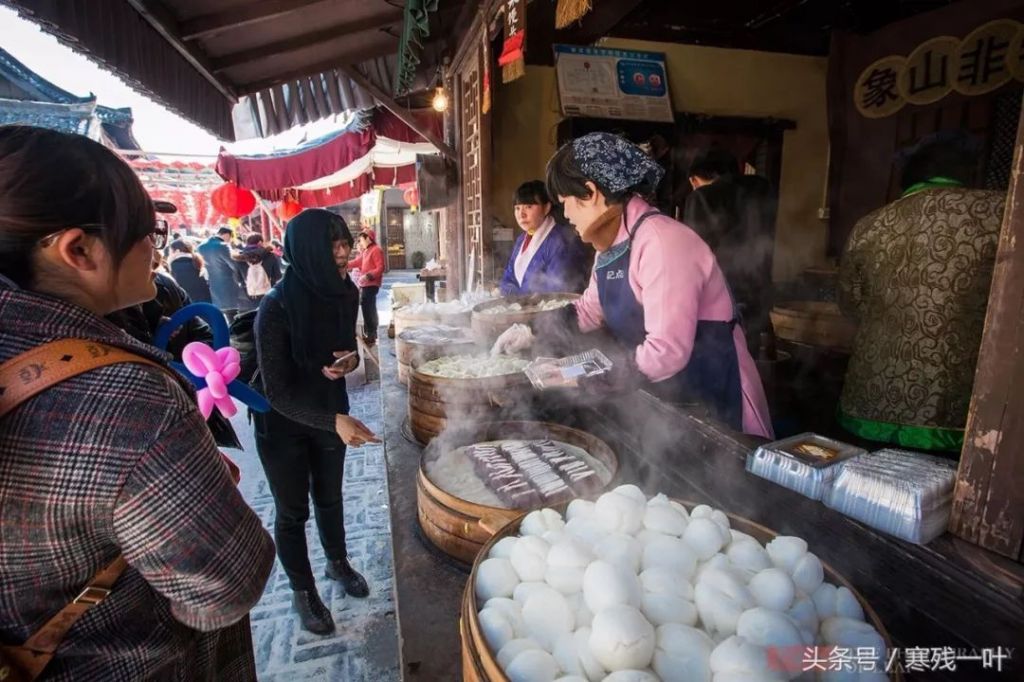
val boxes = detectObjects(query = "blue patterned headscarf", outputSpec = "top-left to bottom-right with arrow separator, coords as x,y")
571,132 -> 665,194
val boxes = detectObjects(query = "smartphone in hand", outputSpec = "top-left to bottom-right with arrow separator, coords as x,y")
331,350 -> 357,368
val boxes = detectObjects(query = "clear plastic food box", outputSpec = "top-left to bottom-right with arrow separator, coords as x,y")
746,432 -> 866,500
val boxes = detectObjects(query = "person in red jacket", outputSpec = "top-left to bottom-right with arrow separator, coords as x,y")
348,230 -> 385,344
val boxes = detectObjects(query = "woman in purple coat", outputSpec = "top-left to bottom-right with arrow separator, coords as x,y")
499,180 -> 588,295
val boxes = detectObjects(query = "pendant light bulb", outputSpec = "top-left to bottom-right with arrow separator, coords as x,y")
432,86 -> 449,113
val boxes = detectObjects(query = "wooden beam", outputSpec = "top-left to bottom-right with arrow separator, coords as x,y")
340,65 -> 457,161
210,10 -> 404,72
123,0 -> 237,102
237,39 -> 400,94
949,101 -> 1024,561
180,0 -> 324,41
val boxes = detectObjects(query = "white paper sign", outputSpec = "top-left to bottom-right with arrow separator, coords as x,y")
555,44 -> 674,122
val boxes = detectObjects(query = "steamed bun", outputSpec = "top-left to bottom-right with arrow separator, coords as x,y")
479,606 -> 515,651
641,536 -> 698,578
511,535 -> 551,582
484,597 -> 525,637
736,607 -> 806,653
644,504 -> 688,536
747,568 -> 796,612
522,508 -> 566,537
490,536 -> 519,559
567,498 -> 596,521
613,484 -> 648,505
765,537 -> 808,574
653,623 -> 714,682
506,648 -> 560,682
708,635 -> 776,678
498,637 -> 543,668
583,560 -> 642,613
595,533 -> 643,574
477,557 -> 519,601
684,518 -> 728,560
546,537 -> 596,594
589,605 -> 656,672
523,586 -> 575,649
595,490 -> 646,535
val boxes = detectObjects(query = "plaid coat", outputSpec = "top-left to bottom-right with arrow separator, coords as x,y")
0,276 -> 274,681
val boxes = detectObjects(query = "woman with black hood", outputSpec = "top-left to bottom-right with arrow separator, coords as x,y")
253,209 -> 379,634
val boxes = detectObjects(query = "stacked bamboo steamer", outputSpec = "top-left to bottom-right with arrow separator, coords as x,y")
396,325 -> 478,385
407,367 -> 536,445
471,293 -> 580,346
417,421 -> 619,564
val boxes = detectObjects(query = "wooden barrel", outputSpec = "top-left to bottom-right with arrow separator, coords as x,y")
770,301 -> 857,351
396,325 -> 478,385
417,421 -> 619,564
393,305 -> 472,337
408,368 -> 536,445
471,293 -> 580,346
461,500 -> 898,682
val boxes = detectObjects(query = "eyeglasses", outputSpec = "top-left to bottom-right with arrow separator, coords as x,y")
38,221 -> 169,250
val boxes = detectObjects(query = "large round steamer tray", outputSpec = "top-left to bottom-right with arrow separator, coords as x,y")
461,499 -> 897,682
470,293 -> 581,344
417,421 -> 619,566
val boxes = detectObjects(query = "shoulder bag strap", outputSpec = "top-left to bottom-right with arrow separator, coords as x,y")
0,339 -> 161,681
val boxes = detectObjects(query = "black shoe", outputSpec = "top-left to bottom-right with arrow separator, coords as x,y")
292,589 -> 335,634
325,558 -> 370,598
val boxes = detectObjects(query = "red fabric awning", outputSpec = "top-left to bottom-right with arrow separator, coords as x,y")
214,108 -> 438,195
282,164 -> 418,207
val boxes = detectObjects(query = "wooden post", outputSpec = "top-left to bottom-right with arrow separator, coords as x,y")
949,98 -> 1024,562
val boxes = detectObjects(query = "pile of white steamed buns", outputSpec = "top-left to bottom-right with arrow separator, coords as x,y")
473,485 -> 887,682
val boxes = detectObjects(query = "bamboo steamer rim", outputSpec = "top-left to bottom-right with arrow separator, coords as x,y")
409,364 -> 532,389
471,292 -> 580,318
419,420 -> 619,525
463,498 -> 898,682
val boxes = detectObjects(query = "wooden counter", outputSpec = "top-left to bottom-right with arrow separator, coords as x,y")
379,337 -> 1023,681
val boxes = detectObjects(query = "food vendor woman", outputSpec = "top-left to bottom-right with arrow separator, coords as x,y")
546,133 -> 773,438
499,180 -> 588,295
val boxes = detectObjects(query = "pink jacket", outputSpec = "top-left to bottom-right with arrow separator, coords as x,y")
575,197 -> 773,438
348,243 -> 385,288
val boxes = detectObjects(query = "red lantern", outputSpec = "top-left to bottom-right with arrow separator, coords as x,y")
211,181 -> 256,219
277,197 -> 302,221
403,185 -> 420,208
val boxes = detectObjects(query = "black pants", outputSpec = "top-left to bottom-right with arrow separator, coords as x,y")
360,286 -> 379,340
253,409 -> 347,590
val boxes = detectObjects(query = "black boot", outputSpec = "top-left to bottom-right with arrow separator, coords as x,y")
325,558 -> 369,598
292,589 -> 335,634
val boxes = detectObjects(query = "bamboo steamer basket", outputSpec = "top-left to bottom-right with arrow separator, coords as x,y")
393,305 -> 472,337
461,500 -> 899,682
396,325 -> 478,385
770,301 -> 857,351
408,364 -> 537,445
417,421 -> 619,565
471,293 -> 580,346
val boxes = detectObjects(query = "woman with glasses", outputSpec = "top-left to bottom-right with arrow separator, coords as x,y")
0,125 -> 274,681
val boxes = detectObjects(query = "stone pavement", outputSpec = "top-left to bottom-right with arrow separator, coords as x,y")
228,367 -> 399,681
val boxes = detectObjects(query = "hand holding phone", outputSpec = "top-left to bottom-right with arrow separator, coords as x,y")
322,350 -> 358,380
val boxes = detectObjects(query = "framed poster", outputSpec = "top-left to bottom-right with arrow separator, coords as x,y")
554,44 -> 674,122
